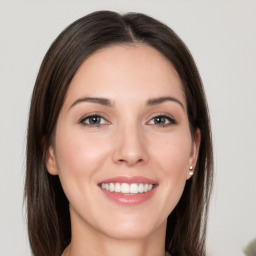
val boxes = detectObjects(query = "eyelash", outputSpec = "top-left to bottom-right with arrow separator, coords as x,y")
80,113 -> 109,127
147,114 -> 177,127
80,114 -> 177,128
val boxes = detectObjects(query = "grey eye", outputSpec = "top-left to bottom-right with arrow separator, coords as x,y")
81,115 -> 108,126
153,116 -> 169,125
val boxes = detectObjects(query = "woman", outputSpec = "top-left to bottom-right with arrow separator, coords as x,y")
25,10 -> 213,256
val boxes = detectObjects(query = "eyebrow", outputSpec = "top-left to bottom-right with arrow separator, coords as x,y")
69,96 -> 184,110
146,96 -> 184,110
69,97 -> 113,109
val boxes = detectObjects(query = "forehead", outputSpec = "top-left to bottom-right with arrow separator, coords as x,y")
64,43 -> 185,108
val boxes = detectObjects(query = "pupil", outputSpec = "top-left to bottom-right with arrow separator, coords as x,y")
89,116 -> 100,124
155,116 -> 165,124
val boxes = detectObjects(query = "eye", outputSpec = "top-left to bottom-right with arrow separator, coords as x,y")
148,115 -> 176,127
80,115 -> 109,127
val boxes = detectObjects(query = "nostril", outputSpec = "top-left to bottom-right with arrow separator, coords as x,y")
117,158 -> 144,166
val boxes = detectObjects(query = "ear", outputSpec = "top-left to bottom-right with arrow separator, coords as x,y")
187,129 -> 201,179
45,145 -> 59,175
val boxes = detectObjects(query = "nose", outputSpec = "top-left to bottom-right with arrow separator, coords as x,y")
112,124 -> 148,167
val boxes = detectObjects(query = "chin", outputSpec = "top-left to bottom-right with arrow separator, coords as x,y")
97,215 -> 165,240
103,226 -> 155,240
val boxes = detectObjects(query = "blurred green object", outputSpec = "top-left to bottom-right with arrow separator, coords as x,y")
244,238 -> 256,256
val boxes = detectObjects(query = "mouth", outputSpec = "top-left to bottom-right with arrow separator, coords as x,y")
98,176 -> 158,205
100,182 -> 155,194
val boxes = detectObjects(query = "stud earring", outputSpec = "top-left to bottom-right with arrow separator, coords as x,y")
189,166 -> 193,176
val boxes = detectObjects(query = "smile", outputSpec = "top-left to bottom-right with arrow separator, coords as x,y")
100,182 -> 154,194
98,176 -> 158,205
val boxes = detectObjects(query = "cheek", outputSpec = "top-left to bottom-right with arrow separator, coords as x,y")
140,131 -> 192,220
56,128 -> 105,170
53,128 -> 113,216
54,127 -> 111,192
150,131 -> 192,201
152,132 -> 192,175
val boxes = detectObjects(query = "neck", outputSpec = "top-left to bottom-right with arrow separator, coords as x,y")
63,209 -> 167,256
64,238 -> 167,256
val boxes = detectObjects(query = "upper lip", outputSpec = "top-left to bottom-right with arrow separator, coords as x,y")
98,176 -> 158,185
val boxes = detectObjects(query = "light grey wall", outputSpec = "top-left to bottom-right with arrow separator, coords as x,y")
0,1 -> 255,255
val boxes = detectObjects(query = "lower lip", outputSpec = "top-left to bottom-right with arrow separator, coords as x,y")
100,186 -> 157,206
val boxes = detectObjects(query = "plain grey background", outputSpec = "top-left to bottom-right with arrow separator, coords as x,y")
0,1 -> 255,255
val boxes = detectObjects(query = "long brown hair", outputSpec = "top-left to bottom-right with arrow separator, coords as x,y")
25,10 -> 213,256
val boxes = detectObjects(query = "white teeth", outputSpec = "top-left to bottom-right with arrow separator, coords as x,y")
121,183 -> 130,193
130,184 -> 139,194
101,182 -> 154,194
138,184 -> 144,193
109,183 -> 115,192
115,183 -> 121,192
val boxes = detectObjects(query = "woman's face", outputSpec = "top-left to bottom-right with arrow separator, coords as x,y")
46,44 -> 200,240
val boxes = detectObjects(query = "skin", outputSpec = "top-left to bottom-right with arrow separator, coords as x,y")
46,44 -> 200,256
